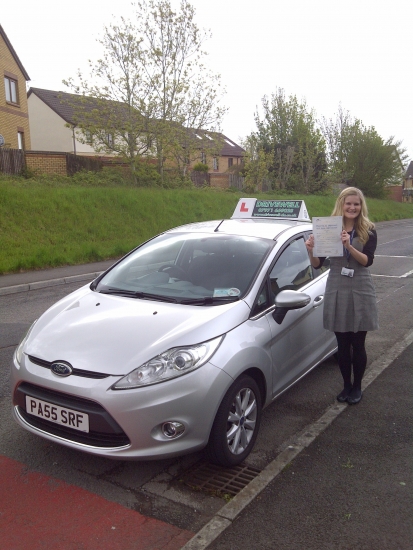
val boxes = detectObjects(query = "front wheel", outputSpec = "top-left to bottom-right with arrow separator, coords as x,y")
206,375 -> 262,467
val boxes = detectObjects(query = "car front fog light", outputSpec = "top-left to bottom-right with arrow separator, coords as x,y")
162,421 -> 185,438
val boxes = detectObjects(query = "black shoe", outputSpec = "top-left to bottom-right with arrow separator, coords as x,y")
348,388 -> 363,405
336,387 -> 352,403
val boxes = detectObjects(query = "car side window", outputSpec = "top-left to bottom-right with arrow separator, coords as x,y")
313,256 -> 331,276
269,237 -> 314,297
250,281 -> 271,317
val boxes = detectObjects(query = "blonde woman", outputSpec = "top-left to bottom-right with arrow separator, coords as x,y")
306,187 -> 378,404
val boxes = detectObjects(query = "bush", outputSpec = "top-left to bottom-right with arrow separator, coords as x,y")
130,161 -> 161,187
161,170 -> 193,189
192,162 -> 209,173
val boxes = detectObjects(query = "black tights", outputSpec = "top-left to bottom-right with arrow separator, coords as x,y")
334,331 -> 367,390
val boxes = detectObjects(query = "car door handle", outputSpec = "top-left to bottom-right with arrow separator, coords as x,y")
313,295 -> 324,307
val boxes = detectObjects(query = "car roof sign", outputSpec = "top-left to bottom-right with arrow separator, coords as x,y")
231,198 -> 310,222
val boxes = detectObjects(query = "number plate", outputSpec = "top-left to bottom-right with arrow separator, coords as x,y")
25,396 -> 89,433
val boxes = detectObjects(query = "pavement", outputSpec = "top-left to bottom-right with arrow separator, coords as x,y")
0,259 -> 116,295
189,340 -> 413,550
1,262 -> 412,549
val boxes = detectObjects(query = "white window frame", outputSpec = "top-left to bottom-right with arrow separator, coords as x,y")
4,76 -> 18,104
17,131 -> 24,150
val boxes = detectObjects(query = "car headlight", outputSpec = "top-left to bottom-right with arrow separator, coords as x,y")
112,335 -> 224,390
15,319 -> 38,367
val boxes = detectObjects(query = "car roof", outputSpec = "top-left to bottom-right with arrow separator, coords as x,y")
166,218 -> 311,241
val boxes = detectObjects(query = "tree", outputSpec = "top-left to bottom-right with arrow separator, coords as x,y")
63,18 -> 156,182
135,0 -> 226,179
241,134 -> 270,192
251,88 -> 327,193
321,106 -> 407,197
64,0 -> 226,184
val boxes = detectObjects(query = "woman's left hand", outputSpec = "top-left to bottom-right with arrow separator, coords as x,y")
341,230 -> 351,249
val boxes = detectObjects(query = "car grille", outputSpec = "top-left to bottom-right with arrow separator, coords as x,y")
14,382 -> 130,448
28,355 -> 110,379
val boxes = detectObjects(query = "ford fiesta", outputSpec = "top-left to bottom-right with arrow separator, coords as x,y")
12,198 -> 336,467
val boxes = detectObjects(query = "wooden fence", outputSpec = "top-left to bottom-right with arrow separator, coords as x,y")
0,148 -> 25,175
66,153 -> 103,176
0,149 -> 124,177
0,151 -> 249,191
190,171 -> 210,187
228,173 -> 245,190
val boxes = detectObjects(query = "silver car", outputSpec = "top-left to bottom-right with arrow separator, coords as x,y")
12,198 -> 336,467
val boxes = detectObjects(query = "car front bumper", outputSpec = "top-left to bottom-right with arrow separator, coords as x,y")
11,352 -> 234,459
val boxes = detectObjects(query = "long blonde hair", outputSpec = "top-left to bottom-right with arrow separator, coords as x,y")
332,187 -> 375,245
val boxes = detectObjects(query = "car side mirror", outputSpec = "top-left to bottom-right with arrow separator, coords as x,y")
272,290 -> 311,325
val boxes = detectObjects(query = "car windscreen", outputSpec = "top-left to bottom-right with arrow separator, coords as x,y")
96,233 -> 273,304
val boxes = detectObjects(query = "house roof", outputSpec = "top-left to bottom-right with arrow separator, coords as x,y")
405,161 -> 413,179
189,130 -> 245,157
27,88 -> 100,124
0,25 -> 30,81
28,87 -> 245,156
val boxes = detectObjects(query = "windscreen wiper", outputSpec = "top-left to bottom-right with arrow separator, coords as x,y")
180,296 -> 240,305
98,288 -> 178,303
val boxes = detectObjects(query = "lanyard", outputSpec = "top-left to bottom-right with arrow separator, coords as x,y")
344,229 -> 355,265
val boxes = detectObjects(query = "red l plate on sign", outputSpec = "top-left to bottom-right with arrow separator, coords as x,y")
240,202 -> 249,212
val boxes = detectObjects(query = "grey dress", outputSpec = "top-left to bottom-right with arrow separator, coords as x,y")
322,231 -> 379,333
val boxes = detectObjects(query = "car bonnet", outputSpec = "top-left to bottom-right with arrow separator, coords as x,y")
24,288 -> 250,376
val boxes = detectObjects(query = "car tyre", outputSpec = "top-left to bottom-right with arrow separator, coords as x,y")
206,375 -> 262,467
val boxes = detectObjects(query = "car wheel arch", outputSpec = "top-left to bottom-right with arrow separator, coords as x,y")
240,367 -> 267,407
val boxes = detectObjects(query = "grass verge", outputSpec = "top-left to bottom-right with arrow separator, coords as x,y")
1,176 -> 412,274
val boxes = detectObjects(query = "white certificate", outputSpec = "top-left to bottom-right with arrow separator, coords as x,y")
312,216 -> 343,257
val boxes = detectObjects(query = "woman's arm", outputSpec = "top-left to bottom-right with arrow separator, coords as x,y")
342,230 -> 377,267
305,235 -> 322,269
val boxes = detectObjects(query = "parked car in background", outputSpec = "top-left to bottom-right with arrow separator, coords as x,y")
12,198 -> 336,466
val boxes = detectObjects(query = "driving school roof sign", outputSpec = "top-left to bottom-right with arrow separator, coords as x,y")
231,198 -> 310,221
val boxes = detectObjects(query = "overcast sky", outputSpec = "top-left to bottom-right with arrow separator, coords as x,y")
2,0 -> 412,162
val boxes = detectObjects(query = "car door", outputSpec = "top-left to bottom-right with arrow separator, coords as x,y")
253,234 -> 334,398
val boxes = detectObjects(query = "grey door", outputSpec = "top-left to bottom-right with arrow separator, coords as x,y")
264,236 -> 333,396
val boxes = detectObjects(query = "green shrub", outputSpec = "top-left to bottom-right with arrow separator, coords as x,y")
192,162 -> 209,173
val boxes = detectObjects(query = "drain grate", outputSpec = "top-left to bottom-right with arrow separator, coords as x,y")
179,461 -> 261,498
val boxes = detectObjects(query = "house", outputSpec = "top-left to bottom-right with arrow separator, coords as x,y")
0,25 -> 31,149
185,128 -> 244,173
27,87 -> 244,171
28,88 -> 96,155
403,161 -> 413,202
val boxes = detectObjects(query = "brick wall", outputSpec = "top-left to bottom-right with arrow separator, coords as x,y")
24,151 -> 130,176
210,173 -> 229,189
25,151 -> 67,176
386,185 -> 403,202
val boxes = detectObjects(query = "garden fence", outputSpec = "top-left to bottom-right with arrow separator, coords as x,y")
0,148 -> 25,175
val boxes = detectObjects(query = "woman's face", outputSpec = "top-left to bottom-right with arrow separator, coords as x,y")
343,194 -> 361,223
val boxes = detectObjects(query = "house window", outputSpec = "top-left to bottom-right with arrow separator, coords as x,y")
213,157 -> 219,171
201,152 -> 206,164
228,158 -> 233,168
4,76 -> 18,104
17,131 -> 25,150
107,133 -> 114,148
84,130 -> 93,144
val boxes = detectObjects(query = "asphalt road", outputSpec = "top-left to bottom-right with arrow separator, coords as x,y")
0,219 -> 412,538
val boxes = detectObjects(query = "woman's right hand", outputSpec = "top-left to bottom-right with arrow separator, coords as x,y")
305,234 -> 314,253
